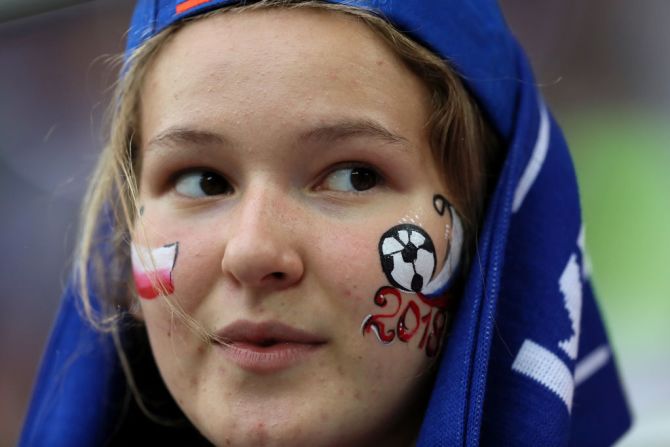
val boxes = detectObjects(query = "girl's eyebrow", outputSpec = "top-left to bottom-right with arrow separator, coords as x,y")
145,118 -> 410,152
300,118 -> 410,150
145,127 -> 229,152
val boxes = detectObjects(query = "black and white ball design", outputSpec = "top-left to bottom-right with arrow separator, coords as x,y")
379,224 -> 436,293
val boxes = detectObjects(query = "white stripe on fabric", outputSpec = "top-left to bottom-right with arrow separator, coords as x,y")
512,102 -> 550,213
558,254 -> 583,360
512,339 -> 574,412
577,225 -> 594,279
574,345 -> 611,386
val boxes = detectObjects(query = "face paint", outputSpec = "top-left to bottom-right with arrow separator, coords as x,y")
398,213 -> 422,226
422,206 -> 463,297
378,216 -> 462,297
362,194 -> 463,356
131,242 -> 179,299
380,225 -> 436,293
433,194 -> 447,216
361,287 -> 449,357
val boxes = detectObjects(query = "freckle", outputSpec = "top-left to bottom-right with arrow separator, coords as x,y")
337,365 -> 344,376
353,390 -> 362,401
167,328 -> 171,337
357,355 -> 363,361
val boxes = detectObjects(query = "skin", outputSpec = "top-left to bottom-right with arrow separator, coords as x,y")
135,8 -> 457,447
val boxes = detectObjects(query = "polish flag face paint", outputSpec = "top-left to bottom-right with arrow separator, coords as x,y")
131,242 -> 179,299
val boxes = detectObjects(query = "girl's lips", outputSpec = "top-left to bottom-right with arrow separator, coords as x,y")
216,341 -> 324,374
214,320 -> 326,373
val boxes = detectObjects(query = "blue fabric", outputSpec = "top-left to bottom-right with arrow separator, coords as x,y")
21,1 -> 632,445
19,287 -> 124,447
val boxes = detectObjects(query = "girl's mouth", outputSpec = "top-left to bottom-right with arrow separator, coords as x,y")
214,320 -> 327,373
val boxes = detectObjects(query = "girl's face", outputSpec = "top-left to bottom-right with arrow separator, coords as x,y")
135,8 -> 459,446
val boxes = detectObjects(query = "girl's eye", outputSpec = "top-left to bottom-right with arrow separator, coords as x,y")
174,170 -> 233,198
322,166 -> 382,192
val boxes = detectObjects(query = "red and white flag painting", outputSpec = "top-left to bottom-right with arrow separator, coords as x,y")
131,242 -> 178,299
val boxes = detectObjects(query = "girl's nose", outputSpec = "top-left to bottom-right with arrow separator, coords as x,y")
221,193 -> 304,291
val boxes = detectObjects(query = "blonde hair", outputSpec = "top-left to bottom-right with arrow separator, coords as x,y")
76,0 -> 500,416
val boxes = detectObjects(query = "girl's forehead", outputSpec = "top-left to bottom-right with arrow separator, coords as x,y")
147,8 -> 415,87
140,8 -> 433,153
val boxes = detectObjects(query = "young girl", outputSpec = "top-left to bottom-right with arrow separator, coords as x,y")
21,1 -> 631,446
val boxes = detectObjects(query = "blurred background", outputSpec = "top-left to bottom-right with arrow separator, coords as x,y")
0,0 -> 668,445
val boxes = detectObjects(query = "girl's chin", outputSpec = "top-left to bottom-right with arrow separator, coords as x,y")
199,423 -> 385,447
194,414 -> 350,447
183,389 -> 420,447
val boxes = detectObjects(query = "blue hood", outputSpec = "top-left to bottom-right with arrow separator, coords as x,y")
21,1 -> 632,446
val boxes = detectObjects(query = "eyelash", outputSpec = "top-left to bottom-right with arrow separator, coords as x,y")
171,168 -> 233,199
168,162 -> 386,199
317,163 -> 385,194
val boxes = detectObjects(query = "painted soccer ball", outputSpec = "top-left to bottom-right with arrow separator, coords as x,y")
379,224 -> 436,293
